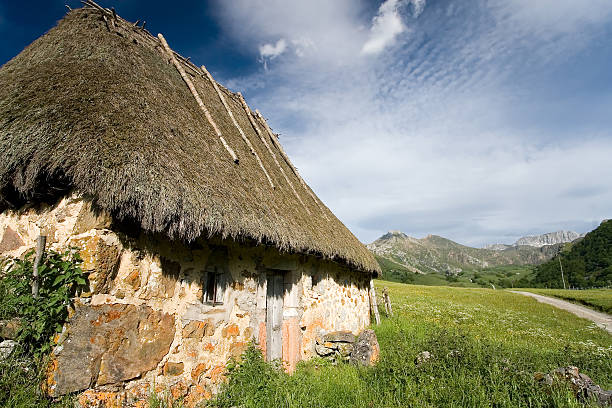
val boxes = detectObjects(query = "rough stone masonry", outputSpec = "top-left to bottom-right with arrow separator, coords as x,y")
0,195 -> 374,407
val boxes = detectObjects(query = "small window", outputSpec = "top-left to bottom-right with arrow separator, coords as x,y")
312,274 -> 321,288
202,246 -> 229,306
204,271 -> 226,305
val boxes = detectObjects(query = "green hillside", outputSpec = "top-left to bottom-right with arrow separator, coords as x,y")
375,254 -> 534,288
369,232 -> 556,288
531,220 -> 612,288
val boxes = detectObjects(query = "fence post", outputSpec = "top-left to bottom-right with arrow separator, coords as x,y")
32,235 -> 47,298
369,279 -> 380,325
383,287 -> 393,317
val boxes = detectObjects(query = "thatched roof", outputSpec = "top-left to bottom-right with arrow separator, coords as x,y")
0,4 -> 380,275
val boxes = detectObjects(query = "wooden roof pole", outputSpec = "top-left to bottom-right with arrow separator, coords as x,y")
201,65 -> 274,188
158,33 -> 238,163
255,110 -> 328,218
237,94 -> 310,214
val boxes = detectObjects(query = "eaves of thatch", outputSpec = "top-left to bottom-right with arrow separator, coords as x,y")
0,3 -> 380,276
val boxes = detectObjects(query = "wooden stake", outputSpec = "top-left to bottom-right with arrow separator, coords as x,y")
383,287 -> 393,317
369,279 -> 380,325
158,33 -> 238,163
238,105 -> 308,213
201,66 -> 274,188
237,93 -> 310,210
102,15 -> 112,32
32,235 -> 47,298
82,0 -> 105,13
256,110 -> 328,218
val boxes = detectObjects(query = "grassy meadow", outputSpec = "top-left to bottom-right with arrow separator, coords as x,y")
377,254 -> 536,289
514,288 -> 612,314
210,281 -> 611,408
2,282 -> 610,407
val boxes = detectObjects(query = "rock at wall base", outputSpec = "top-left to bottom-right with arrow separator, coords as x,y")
349,329 -> 379,366
47,303 -> 175,397
315,329 -> 379,366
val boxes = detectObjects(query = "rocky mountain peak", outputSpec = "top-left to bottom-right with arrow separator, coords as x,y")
514,230 -> 583,248
378,230 -> 409,241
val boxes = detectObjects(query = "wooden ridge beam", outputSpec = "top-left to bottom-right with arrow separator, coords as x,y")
158,33 -> 238,163
202,66 -> 274,188
238,95 -> 310,213
256,110 -> 328,218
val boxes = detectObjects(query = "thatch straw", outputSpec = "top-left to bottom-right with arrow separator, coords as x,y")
0,7 -> 380,275
201,65 -> 274,188
158,33 -> 239,164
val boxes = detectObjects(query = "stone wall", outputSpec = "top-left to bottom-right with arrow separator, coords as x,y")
0,195 -> 372,407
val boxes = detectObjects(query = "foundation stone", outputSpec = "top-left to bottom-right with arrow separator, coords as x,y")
47,303 -> 175,397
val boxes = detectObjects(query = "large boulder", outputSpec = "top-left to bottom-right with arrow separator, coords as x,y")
0,318 -> 20,340
46,303 -> 175,397
349,329 -> 380,366
323,331 -> 356,343
534,366 -> 612,406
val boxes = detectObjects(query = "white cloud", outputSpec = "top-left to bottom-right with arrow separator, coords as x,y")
259,39 -> 287,68
361,0 -> 427,55
259,39 -> 287,60
291,37 -> 316,58
212,0 -> 367,64
362,0 -> 406,55
502,0 -> 612,32
410,0 -> 426,18
213,0 -> 612,246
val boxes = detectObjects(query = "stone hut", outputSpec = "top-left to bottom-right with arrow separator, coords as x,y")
0,3 -> 380,406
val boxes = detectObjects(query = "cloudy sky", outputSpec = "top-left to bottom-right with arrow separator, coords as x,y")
2,0 -> 611,246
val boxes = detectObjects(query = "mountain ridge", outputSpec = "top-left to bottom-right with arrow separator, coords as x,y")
483,230 -> 585,250
368,231 -> 561,276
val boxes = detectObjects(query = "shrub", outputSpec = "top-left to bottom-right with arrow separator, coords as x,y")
211,342 -> 284,407
0,248 -> 86,357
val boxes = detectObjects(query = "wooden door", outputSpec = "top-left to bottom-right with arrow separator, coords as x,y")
266,273 -> 284,361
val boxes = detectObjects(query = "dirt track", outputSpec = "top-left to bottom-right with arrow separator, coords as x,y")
512,291 -> 612,335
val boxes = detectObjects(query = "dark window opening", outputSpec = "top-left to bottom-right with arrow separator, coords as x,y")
204,271 -> 226,305
312,274 -> 321,288
202,246 -> 229,306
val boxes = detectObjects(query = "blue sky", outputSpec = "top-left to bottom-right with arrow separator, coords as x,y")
1,0 -> 611,246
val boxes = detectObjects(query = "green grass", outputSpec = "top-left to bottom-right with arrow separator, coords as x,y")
376,253 -> 536,289
2,281 -> 609,407
210,281 -> 611,407
0,351 -> 74,408
514,288 -> 612,314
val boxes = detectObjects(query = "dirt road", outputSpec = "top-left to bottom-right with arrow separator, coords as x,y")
512,291 -> 612,335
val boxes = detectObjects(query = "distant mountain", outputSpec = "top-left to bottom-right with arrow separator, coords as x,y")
369,231 -> 561,288
484,230 -> 584,250
531,220 -> 612,288
514,230 -> 584,247
483,243 -> 512,251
